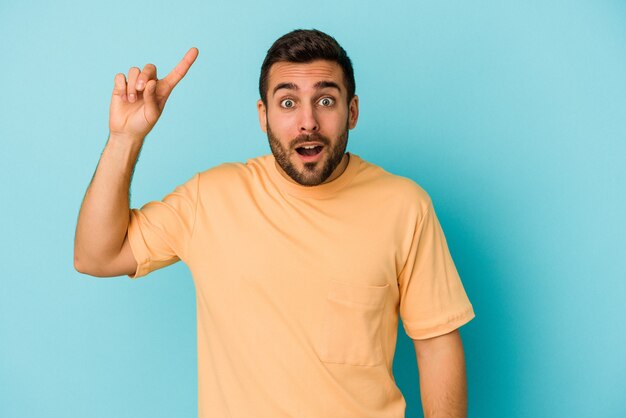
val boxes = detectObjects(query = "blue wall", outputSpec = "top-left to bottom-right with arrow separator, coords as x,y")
1,1 -> 624,417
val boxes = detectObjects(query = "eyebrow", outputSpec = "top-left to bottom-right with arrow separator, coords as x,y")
272,80 -> 342,96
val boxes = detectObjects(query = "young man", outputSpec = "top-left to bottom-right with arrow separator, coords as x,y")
74,29 -> 475,418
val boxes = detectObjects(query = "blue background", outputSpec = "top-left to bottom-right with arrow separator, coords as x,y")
1,1 -> 624,417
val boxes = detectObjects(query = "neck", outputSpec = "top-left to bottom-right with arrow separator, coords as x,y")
323,152 -> 350,184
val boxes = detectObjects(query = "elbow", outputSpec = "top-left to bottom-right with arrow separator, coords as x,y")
73,239 -> 89,274
73,250 -> 100,276
73,252 -> 90,275
73,249 -> 130,278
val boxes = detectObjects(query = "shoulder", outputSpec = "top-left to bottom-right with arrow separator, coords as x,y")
194,155 -> 271,192
197,161 -> 246,181
353,155 -> 433,213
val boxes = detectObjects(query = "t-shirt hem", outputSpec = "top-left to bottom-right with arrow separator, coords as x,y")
403,305 -> 475,340
126,210 -> 152,279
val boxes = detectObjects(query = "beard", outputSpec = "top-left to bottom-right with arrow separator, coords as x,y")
266,121 -> 349,186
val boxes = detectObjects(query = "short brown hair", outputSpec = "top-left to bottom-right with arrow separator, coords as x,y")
259,29 -> 356,105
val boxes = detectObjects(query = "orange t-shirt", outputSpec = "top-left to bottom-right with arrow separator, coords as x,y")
127,153 -> 474,418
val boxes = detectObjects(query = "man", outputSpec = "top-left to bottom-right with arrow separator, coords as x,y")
74,29 -> 475,418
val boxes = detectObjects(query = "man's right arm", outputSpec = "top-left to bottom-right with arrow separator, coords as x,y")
73,48 -> 199,277
73,134 -> 142,277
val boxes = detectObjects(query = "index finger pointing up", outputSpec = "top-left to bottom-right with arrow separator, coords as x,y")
163,47 -> 199,90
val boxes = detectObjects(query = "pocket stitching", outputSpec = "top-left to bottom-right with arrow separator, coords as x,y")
318,281 -> 389,366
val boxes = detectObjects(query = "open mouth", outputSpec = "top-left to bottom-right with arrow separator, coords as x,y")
296,145 -> 324,156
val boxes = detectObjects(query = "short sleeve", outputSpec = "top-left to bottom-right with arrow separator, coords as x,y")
398,200 -> 475,340
126,173 -> 199,279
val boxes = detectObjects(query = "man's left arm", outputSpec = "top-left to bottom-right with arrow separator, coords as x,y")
413,329 -> 468,418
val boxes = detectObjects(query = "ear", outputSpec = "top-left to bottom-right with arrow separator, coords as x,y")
348,95 -> 359,130
257,99 -> 267,133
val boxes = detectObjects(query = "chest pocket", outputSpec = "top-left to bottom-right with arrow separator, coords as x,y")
316,280 -> 390,366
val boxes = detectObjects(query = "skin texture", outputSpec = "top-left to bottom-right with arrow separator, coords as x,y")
74,48 -> 198,277
257,60 -> 359,186
413,330 -> 468,417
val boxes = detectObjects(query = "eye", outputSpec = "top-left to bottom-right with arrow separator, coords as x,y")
318,97 -> 335,107
280,99 -> 295,108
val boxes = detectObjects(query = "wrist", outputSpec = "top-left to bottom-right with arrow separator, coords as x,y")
104,133 -> 145,168
108,132 -> 145,146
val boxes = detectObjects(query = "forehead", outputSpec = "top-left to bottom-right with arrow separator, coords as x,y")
267,60 -> 346,93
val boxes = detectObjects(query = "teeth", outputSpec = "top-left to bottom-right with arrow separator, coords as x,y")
303,145 -> 317,149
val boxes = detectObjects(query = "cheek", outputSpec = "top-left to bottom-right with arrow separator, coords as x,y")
321,112 -> 349,131
268,113 -> 297,134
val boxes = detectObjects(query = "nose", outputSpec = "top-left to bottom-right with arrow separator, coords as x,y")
299,104 -> 319,133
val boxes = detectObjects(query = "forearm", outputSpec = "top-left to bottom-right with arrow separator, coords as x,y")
415,330 -> 468,418
74,134 -> 143,271
74,49 -> 197,275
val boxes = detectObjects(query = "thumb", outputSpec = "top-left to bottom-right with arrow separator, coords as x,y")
143,79 -> 160,125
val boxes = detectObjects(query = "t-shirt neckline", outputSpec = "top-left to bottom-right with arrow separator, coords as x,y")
264,152 -> 361,198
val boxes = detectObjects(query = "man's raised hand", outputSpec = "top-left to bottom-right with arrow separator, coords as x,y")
109,47 -> 199,141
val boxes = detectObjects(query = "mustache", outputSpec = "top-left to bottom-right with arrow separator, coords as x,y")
290,133 -> 330,148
